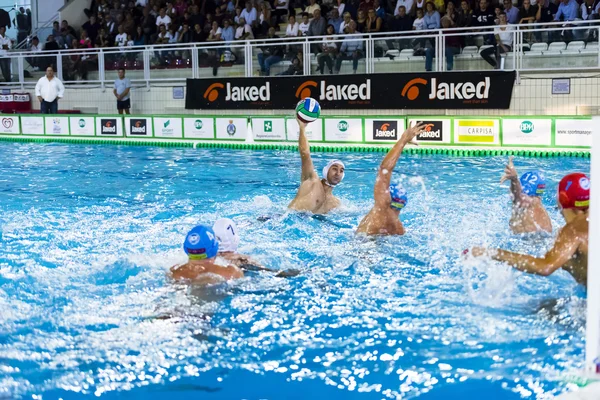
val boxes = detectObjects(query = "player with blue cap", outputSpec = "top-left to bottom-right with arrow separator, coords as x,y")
356,122 -> 426,235
171,225 -> 244,283
500,156 -> 552,234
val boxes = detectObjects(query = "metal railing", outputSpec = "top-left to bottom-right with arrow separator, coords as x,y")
1,19 -> 599,87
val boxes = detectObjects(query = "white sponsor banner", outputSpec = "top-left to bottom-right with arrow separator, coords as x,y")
69,117 -> 95,136
0,116 -> 19,134
408,119 -> 452,144
154,117 -> 183,138
365,119 -> 406,143
0,94 -> 13,101
324,118 -> 362,142
286,119 -> 323,142
555,119 -> 594,147
125,117 -> 153,137
215,118 -> 248,140
21,116 -> 44,135
184,117 -> 214,139
96,117 -> 124,136
252,118 -> 286,141
44,116 -> 70,135
453,119 -> 500,145
502,119 -> 552,146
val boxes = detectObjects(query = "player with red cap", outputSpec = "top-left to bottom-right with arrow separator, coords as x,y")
467,172 -> 590,286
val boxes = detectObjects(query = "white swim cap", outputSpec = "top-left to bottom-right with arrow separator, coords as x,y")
212,218 -> 240,253
322,159 -> 345,186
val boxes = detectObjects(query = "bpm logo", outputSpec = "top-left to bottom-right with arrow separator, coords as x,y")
337,120 -> 348,132
401,78 -> 427,101
130,119 -> 147,135
203,82 -> 270,102
226,120 -> 236,136
101,118 -> 117,134
2,117 -> 13,129
373,121 -> 397,140
416,121 -> 443,141
195,119 -> 203,130
78,119 -> 85,128
520,120 -> 534,134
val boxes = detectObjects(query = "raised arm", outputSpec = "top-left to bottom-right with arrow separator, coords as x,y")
373,123 -> 424,207
500,156 -> 523,204
296,117 -> 318,182
472,224 -> 581,277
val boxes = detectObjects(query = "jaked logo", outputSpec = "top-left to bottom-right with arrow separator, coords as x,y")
203,82 -> 270,102
101,118 -> 117,134
78,119 -> 85,128
195,119 -> 203,129
401,77 -> 491,101
373,121 -> 397,140
520,121 -> 534,134
130,119 -> 147,135
338,121 -> 348,132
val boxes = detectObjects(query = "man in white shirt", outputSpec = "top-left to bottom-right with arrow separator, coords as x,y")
235,17 -> 254,40
395,0 -> 415,16
156,8 -> 172,27
114,25 -> 128,47
0,26 -> 12,82
35,66 -> 65,114
28,36 -> 42,71
240,2 -> 258,27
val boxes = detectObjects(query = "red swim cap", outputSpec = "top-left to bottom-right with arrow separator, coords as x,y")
558,173 -> 590,210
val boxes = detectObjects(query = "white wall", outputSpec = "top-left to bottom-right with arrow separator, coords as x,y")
32,0 -> 64,26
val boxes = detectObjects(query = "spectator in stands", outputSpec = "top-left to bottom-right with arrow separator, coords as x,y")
110,0 -> 124,22
235,17 -> 255,40
412,7 -> 425,30
316,24 -> 338,74
581,0 -> 599,20
299,12 -> 311,35
140,7 -> 156,39
123,12 -> 136,35
273,0 -> 289,24
192,23 -> 204,42
16,7 -> 29,45
554,0 -> 580,40
424,2 -> 441,29
221,19 -> 235,44
241,2 -> 258,29
337,0 -> 347,17
165,2 -> 177,20
174,0 -> 188,16
395,0 -> 416,17
52,21 -> 62,46
519,0 -> 541,41
28,36 -> 42,71
388,4 -> 413,52
79,30 -> 93,48
44,35 -> 60,52
503,0 -> 520,24
473,0 -> 496,44
156,24 -> 172,44
257,27 -> 284,75
356,10 -> 367,32
335,21 -> 363,73
340,11 -> 353,32
179,22 -> 193,43
457,0 -> 473,27
306,0 -> 322,18
207,21 -> 223,42
258,2 -> 273,36
286,15 -> 300,36
481,12 -> 513,68
214,7 -> 225,26
359,0 -> 375,14
96,28 -> 111,47
156,8 -> 172,27
445,1 -> 458,25
277,51 -> 303,75
366,8 -> 383,31
190,4 -> 204,28
104,14 -> 118,38
115,25 -> 128,47
308,8 -> 327,35
373,0 -> 385,18
425,16 -> 461,70
0,26 -> 11,82
328,9 -> 343,32
494,5 -> 503,25
83,15 -> 101,46
234,7 -> 243,24
134,26 -> 148,45
36,66 -> 65,114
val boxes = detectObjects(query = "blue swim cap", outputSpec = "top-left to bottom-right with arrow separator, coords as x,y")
390,183 -> 408,210
183,225 -> 219,260
520,171 -> 546,197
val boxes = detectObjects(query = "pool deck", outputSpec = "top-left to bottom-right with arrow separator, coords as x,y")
557,382 -> 600,399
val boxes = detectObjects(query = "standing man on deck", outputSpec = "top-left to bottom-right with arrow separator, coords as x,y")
501,156 -> 552,234
288,117 -> 345,214
468,173 -> 590,286
356,123 -> 425,236
35,66 -> 65,114
113,68 -> 131,115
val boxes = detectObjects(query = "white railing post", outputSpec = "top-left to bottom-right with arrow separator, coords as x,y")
303,40 -> 310,76
191,46 -> 198,79
245,43 -> 252,77
56,51 -> 63,81
143,47 -> 150,88
99,49 -> 105,90
17,55 -> 24,89
440,31 -> 445,71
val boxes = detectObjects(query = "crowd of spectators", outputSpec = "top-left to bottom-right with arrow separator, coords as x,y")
14,0 -> 600,79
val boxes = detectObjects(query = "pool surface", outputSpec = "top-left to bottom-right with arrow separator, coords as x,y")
0,142 -> 591,399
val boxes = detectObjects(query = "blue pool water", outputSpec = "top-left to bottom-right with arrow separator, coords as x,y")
0,142 -> 591,399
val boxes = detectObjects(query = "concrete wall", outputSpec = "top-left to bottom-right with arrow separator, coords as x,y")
58,0 -> 88,31
18,76 -> 600,117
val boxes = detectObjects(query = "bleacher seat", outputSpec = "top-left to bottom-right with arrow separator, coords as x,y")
524,51 -> 544,57
516,43 -> 530,52
566,41 -> 585,51
583,42 -> 599,53
462,46 -> 478,55
399,49 -> 415,58
548,41 -> 567,51
385,49 -> 400,58
530,43 -> 548,52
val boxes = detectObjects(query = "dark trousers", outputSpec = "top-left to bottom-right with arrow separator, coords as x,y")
481,44 -> 511,68
41,99 -> 58,114
0,58 -> 11,82
335,51 -> 363,73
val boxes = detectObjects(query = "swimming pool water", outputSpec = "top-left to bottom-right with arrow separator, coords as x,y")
0,142 -> 591,399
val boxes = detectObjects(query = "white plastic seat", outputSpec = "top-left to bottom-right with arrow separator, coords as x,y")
548,41 -> 567,51
566,41 -> 585,51
385,49 -> 400,57
524,51 -> 544,57
461,45 -> 479,54
516,43 -> 530,52
585,42 -> 599,51
542,50 -> 562,56
399,49 -> 415,57
530,43 -> 548,52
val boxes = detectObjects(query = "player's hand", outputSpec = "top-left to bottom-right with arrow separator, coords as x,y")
500,156 -> 518,184
296,116 -> 307,130
400,123 -> 427,146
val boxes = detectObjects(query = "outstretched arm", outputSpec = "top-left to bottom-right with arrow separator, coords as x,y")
471,224 -> 581,277
500,156 -> 523,204
373,123 -> 425,207
297,117 -> 318,182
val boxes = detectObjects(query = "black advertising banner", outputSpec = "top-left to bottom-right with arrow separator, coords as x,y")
185,71 -> 516,110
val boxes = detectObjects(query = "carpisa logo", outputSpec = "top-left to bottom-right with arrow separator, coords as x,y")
338,120 -> 349,132
520,120 -> 534,134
